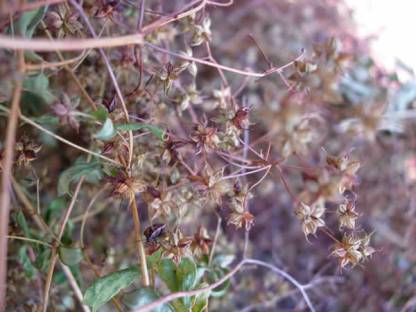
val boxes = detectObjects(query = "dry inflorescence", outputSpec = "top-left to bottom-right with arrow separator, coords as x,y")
2,0 -> 414,312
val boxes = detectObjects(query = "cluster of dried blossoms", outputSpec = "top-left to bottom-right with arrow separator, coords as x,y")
0,5 -> 381,304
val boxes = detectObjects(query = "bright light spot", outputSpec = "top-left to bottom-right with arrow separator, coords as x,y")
347,0 -> 416,70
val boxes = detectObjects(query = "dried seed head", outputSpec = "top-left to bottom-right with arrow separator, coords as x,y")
228,211 -> 255,231
338,203 -> 359,230
295,198 -> 326,237
331,233 -> 374,269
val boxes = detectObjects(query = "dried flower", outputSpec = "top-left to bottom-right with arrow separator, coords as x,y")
332,233 -> 374,269
338,202 -> 359,230
163,230 -> 193,265
191,227 -> 213,256
14,137 -> 42,167
191,17 -> 212,46
332,233 -> 362,268
108,172 -> 146,199
52,93 -> 80,132
295,198 -> 326,237
228,211 -> 255,231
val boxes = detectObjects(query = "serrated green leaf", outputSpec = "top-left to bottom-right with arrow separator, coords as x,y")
58,159 -> 102,195
95,118 -> 116,141
83,267 -> 140,312
23,74 -> 55,105
58,246 -> 83,266
116,123 -> 166,140
122,287 -> 174,312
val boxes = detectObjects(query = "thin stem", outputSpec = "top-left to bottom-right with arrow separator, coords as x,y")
220,166 -> 270,181
42,176 -> 85,312
141,0 -> 206,34
130,258 -> 315,312
208,216 -> 222,265
25,50 -> 87,71
6,235 -> 52,248
40,20 -> 98,111
0,33 -> 143,51
59,263 -> 91,312
70,0 -> 134,168
130,196 -> 150,286
146,42 -> 303,78
0,50 -> 24,312
0,105 -> 121,166
244,259 -> 316,312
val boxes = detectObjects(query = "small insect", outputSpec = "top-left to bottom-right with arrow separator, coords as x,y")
143,223 -> 167,255
232,106 -> 251,130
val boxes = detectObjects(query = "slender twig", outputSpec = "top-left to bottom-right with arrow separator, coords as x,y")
6,235 -> 52,248
42,176 -> 85,312
0,50 -> 24,312
129,258 -> 315,312
40,20 -> 98,111
244,259 -> 315,312
59,263 -> 91,312
80,188 -> 107,248
11,173 -> 92,312
141,0 -> 207,34
146,42 -> 303,78
0,33 -> 143,51
208,216 -> 222,265
130,196 -> 150,286
0,105 -> 121,166
69,0 -> 134,168
70,1 -> 150,287
25,50 -> 87,71
11,176 -> 57,239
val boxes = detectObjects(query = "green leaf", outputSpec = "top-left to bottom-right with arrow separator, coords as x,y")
158,257 -> 197,308
177,257 -> 197,291
122,287 -> 174,312
18,246 -> 36,279
58,159 -> 102,195
58,246 -> 83,266
32,114 -> 60,126
147,249 -> 163,270
90,105 -> 108,122
34,248 -> 51,272
17,211 -> 30,238
45,197 -> 67,224
95,118 -> 116,141
158,259 -> 178,291
191,283 -> 210,312
84,267 -> 140,312
212,254 -> 235,268
206,268 -> 230,297
15,7 -> 47,37
23,74 -> 55,105
116,123 -> 166,140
